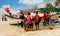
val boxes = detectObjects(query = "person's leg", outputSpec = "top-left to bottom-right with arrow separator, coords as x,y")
31,24 -> 33,31
28,24 -> 30,30
36,25 -> 37,30
35,22 -> 37,30
38,22 -> 39,29
24,25 -> 26,30
48,18 -> 51,26
21,23 -> 24,28
43,21 -> 46,27
26,26 -> 29,31
47,19 -> 49,25
29,24 -> 31,30
21,24 -> 23,28
2,18 -> 3,21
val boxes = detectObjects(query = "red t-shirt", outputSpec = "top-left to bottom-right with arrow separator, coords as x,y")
43,12 -> 47,20
27,15 -> 33,24
46,14 -> 50,19
5,8 -> 11,14
21,19 -> 26,23
34,14 -> 40,22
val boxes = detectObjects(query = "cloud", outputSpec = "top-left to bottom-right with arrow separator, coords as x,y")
2,5 -> 10,9
0,5 -> 19,15
0,8 -> 6,14
0,8 -> 6,17
51,2 -> 55,7
10,9 -> 20,14
37,0 -> 55,8
19,0 -> 44,5
37,3 -> 45,8
0,8 -> 5,12
0,5 -> 10,14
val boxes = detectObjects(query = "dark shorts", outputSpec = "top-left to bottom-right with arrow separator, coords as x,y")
43,20 -> 47,26
29,24 -> 33,27
47,19 -> 49,21
35,22 -> 39,25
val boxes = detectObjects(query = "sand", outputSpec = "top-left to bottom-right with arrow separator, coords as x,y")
0,17 -> 60,36
0,21 -> 60,36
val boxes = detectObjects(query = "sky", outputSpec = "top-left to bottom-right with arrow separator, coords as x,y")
0,0 -> 55,17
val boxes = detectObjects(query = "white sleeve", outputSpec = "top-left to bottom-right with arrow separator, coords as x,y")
18,19 -> 22,23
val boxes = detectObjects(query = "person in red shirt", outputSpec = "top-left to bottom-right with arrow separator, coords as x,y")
21,19 -> 25,28
34,12 -> 40,30
5,7 -> 11,14
24,18 -> 29,31
46,12 -> 50,25
43,10 -> 47,26
27,13 -> 33,31
18,12 -> 25,19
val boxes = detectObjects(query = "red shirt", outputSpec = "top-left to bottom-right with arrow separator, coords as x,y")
21,19 -> 26,23
27,15 -> 33,24
34,14 -> 40,22
46,14 -> 50,19
5,8 -> 11,14
43,12 -> 47,20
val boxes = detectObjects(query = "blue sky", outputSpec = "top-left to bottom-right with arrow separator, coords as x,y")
0,0 -> 55,10
0,0 -> 55,16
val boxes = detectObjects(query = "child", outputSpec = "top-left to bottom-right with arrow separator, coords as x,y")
43,11 -> 47,27
27,13 -> 33,31
24,21 -> 29,31
21,19 -> 26,28
34,12 -> 40,30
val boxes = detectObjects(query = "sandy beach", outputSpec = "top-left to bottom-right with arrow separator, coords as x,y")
0,0 -> 60,36
0,20 -> 60,36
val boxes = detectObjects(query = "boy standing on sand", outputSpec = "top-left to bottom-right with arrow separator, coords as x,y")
46,12 -> 51,25
34,12 -> 40,30
24,19 -> 29,31
27,13 -> 33,31
43,11 -> 47,27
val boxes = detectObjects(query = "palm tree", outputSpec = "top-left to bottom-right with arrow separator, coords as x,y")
45,3 -> 55,15
55,0 -> 60,8
55,0 -> 60,14
45,3 -> 54,8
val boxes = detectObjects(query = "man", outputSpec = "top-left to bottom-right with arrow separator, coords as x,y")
18,12 -> 25,19
2,15 -> 7,21
46,12 -> 50,25
27,13 -> 33,31
34,12 -> 40,30
43,11 -> 47,27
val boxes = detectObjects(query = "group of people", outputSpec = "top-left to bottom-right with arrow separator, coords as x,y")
18,10 -> 51,31
2,15 -> 7,21
1,10 -> 51,31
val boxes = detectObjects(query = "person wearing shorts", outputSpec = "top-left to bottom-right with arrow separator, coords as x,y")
27,13 -> 33,31
24,20 -> 29,31
43,10 -> 47,27
29,24 -> 33,30
34,12 -> 40,30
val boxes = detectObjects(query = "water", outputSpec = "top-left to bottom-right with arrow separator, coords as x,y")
39,22 -> 60,27
55,22 -> 60,27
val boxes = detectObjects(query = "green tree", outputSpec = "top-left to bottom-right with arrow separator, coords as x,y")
45,3 -> 54,8
55,0 -> 60,8
55,0 -> 60,14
